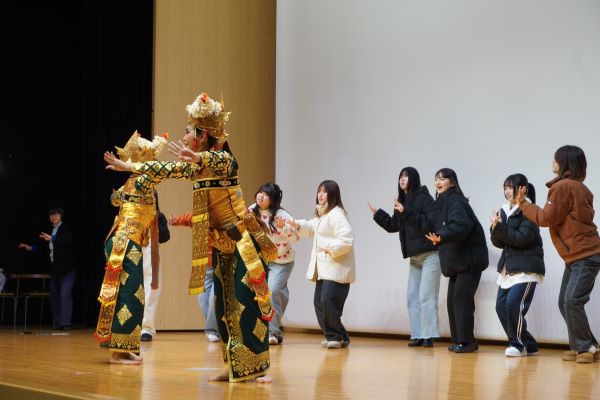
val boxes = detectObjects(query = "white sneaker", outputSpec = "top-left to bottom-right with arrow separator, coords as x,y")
206,333 -> 220,343
326,341 -> 342,349
269,336 -> 279,345
505,346 -> 527,357
320,340 -> 328,348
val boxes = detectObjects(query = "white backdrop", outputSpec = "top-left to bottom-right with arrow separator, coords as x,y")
275,0 -> 600,342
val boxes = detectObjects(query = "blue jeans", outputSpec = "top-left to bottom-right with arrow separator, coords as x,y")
496,282 -> 538,353
49,269 -> 76,328
267,261 -> 294,340
558,254 -> 600,352
197,267 -> 218,336
407,251 -> 441,339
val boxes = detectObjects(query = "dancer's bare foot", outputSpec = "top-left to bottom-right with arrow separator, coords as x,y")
110,352 -> 143,365
208,368 -> 229,381
255,375 -> 272,384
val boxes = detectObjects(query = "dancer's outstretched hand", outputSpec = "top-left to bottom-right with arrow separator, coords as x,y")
104,151 -> 132,171
168,141 -> 200,162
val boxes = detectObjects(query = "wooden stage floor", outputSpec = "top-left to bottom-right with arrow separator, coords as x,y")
0,328 -> 599,399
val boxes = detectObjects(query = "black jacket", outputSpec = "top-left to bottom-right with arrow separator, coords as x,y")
373,186 -> 436,258
403,188 -> 489,277
490,206 -> 545,275
46,223 -> 75,277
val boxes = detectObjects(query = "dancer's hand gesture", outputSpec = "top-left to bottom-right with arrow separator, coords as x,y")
104,151 -> 132,171
168,141 -> 200,162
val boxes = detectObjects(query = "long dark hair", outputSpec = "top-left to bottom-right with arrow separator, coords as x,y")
253,182 -> 283,229
315,180 -> 345,216
397,167 -> 421,205
503,173 -> 536,204
434,168 -> 464,198
554,145 -> 587,181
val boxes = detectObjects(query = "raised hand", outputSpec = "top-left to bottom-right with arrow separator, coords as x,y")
367,201 -> 377,215
516,186 -> 528,206
490,210 -> 501,229
104,151 -> 132,171
168,141 -> 200,162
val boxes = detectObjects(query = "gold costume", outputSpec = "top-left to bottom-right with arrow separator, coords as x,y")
131,151 -> 277,381
95,132 -> 165,354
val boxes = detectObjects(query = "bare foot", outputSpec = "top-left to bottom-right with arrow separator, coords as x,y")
110,352 -> 143,365
255,375 -> 272,384
208,368 -> 229,381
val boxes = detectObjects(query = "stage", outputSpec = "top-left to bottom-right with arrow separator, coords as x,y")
0,329 -> 598,399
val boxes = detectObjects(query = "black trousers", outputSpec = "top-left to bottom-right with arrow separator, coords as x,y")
447,270 -> 481,344
314,279 -> 350,342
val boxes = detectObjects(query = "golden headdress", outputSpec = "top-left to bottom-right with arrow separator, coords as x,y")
115,131 -> 169,163
185,92 -> 231,145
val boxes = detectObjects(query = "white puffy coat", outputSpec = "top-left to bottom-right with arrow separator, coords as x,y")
297,206 -> 356,284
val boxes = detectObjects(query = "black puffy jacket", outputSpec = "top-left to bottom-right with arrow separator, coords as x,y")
490,206 -> 545,275
373,186 -> 437,258
402,188 -> 489,277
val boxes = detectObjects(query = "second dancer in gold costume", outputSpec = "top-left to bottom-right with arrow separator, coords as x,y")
104,92 -> 276,382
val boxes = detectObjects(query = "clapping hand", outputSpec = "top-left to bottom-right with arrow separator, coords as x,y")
39,232 -> 52,241
490,210 -> 501,230
393,199 -> 405,213
286,219 -> 300,230
274,216 -> 286,229
425,232 -> 441,245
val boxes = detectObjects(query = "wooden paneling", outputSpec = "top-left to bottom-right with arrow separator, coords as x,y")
153,0 -> 276,329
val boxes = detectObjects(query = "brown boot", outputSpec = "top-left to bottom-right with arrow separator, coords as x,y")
575,352 -> 594,363
562,350 -> 577,361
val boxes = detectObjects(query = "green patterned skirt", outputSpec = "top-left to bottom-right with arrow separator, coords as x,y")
99,236 -> 145,353
212,249 -> 270,382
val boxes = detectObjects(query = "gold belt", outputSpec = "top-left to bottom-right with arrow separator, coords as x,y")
210,214 -> 277,262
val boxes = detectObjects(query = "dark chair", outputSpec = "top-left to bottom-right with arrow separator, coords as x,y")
0,291 -> 18,330
10,274 -> 51,331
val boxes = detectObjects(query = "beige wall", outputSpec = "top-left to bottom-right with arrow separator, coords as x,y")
153,0 -> 276,330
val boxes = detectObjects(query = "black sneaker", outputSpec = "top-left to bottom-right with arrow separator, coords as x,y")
141,333 -> 153,342
454,342 -> 477,353
422,338 -> 434,347
408,339 -> 424,347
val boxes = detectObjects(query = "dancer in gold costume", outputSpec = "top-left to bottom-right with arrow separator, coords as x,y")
96,132 -> 167,365
103,92 -> 276,382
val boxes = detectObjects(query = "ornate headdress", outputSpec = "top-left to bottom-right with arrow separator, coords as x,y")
115,131 -> 169,163
185,92 -> 231,145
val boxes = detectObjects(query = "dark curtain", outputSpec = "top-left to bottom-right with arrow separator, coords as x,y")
0,0 -> 154,327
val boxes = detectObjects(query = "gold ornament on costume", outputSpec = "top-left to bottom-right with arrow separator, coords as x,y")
186,92 -> 231,145
115,131 -> 169,163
